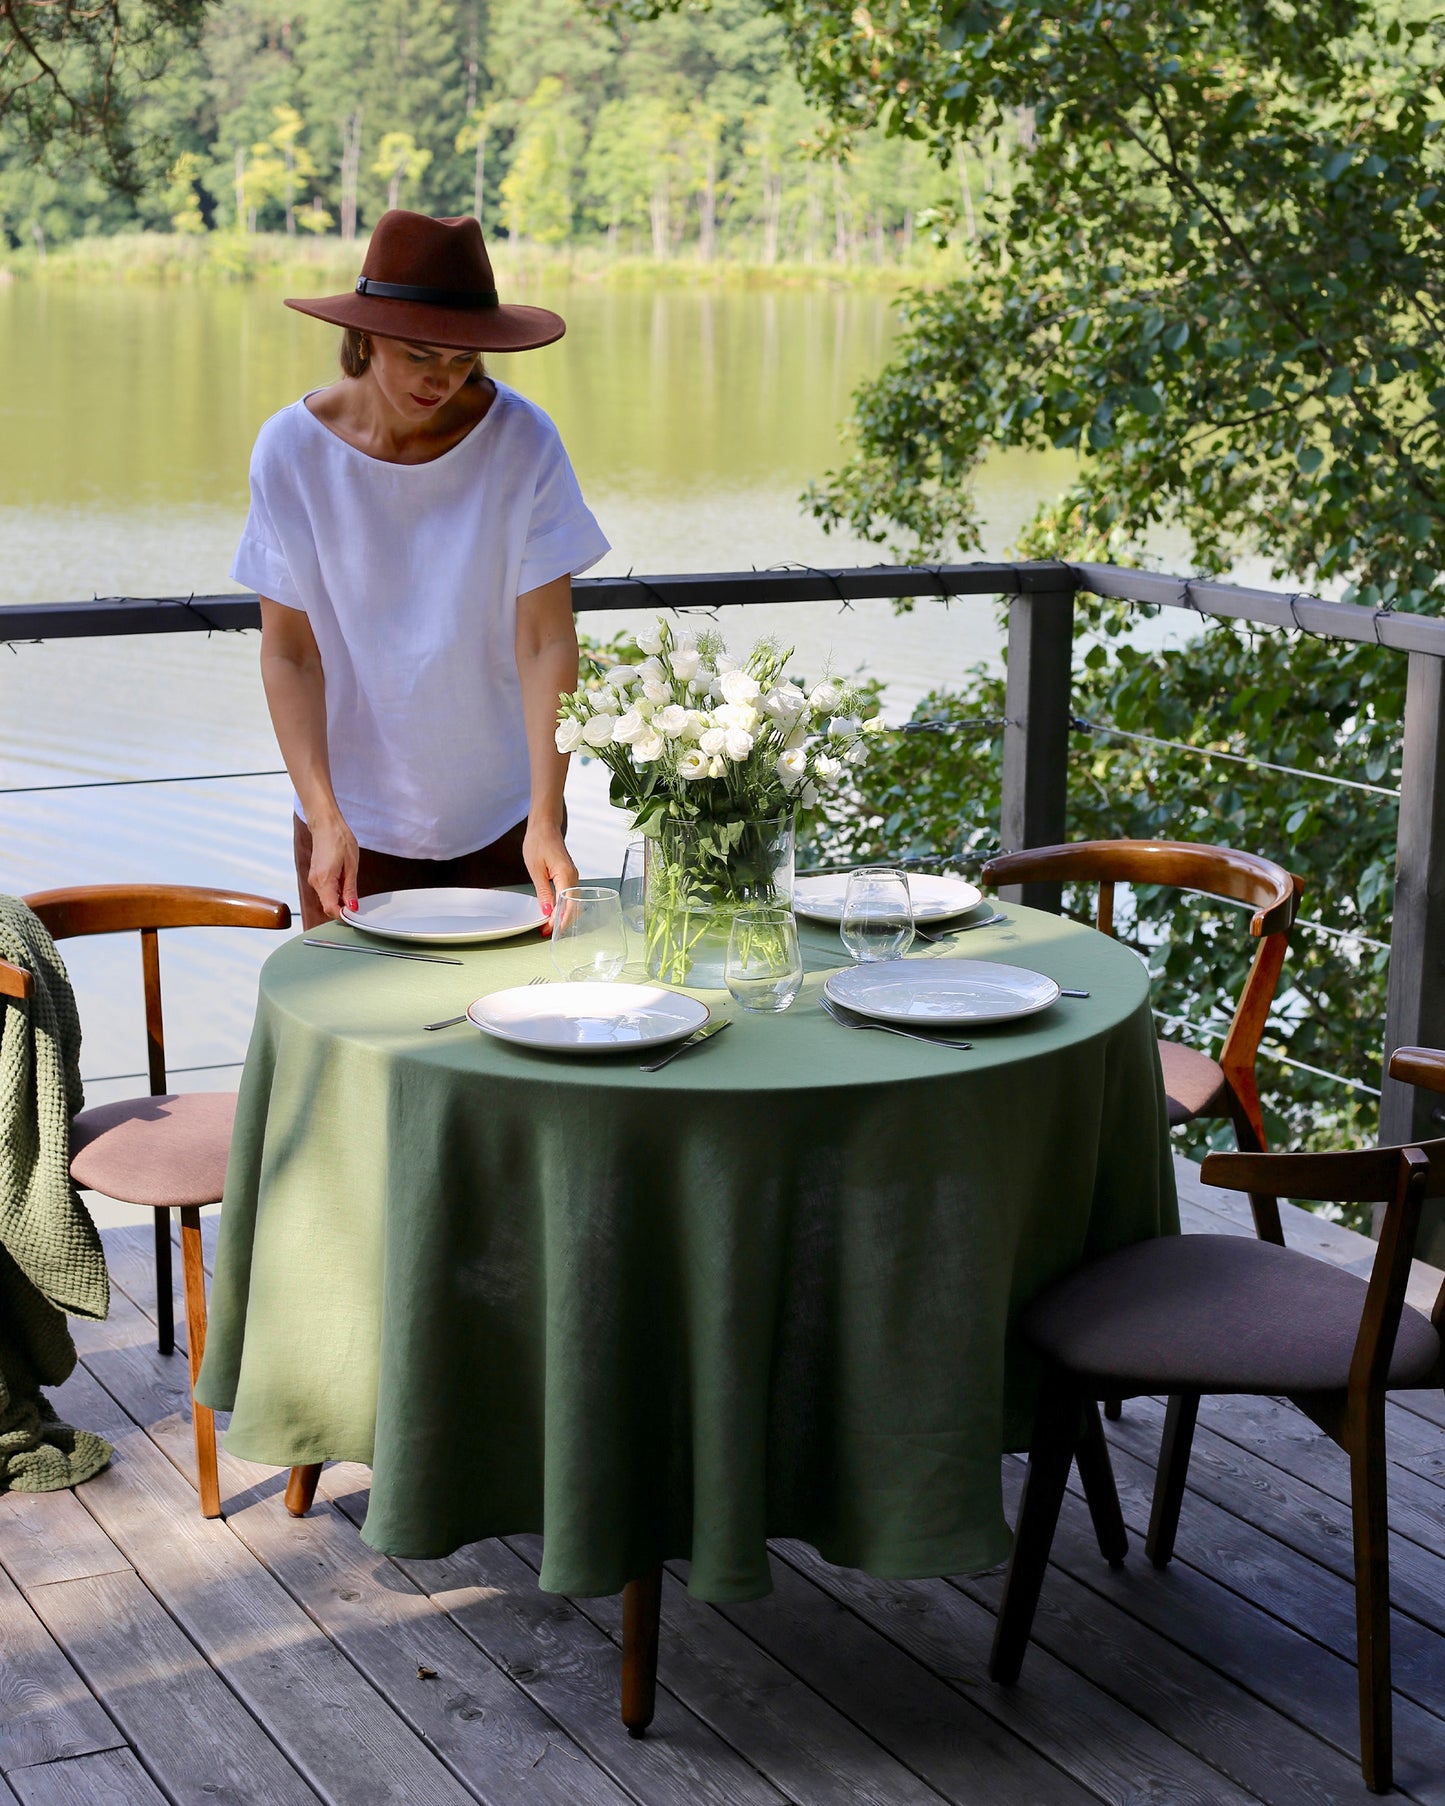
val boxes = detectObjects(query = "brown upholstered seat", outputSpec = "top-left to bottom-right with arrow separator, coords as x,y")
1023,1233 -> 1442,1395
1156,1039 -> 1227,1126
71,1092 -> 236,1210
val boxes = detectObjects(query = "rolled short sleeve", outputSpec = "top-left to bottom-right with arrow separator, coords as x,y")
231,449 -> 303,610
517,430 -> 610,597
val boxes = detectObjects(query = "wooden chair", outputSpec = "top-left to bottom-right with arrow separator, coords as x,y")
981,839 -> 1302,1171
989,1045 -> 1445,1794
4,885 -> 291,1518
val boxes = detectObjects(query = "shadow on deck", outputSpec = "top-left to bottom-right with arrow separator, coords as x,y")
2,1156 -> 1443,1806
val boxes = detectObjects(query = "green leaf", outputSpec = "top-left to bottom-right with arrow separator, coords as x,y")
1297,445 -> 1325,475
1322,149 -> 1354,183
1325,367 -> 1353,397
1127,385 -> 1163,417
1161,321 -> 1189,352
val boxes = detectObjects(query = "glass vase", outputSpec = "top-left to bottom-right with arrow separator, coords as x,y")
643,811 -> 796,988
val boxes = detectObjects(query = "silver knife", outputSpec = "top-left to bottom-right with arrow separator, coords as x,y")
639,1018 -> 731,1072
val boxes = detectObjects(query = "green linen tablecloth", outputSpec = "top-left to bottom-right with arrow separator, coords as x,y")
197,902 -> 1176,1600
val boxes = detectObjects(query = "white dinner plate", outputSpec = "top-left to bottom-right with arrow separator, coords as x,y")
793,873 -> 984,925
467,982 -> 711,1054
825,959 -> 1060,1027
342,887 -> 546,945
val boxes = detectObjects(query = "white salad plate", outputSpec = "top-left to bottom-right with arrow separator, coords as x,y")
341,887 -> 545,945
467,982 -> 711,1054
793,873 -> 984,925
824,959 -> 1060,1027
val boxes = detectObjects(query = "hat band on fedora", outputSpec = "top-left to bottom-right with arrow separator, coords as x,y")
354,276 -> 500,308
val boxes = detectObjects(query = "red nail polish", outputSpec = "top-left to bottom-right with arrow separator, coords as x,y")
541,899 -> 553,916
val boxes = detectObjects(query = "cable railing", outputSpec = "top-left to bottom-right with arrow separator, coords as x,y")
5,556 -> 1440,1150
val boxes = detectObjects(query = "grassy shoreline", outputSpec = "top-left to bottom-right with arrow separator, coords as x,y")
0,229 -> 958,292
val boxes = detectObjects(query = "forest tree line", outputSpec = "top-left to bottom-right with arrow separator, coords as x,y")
0,0 -> 990,264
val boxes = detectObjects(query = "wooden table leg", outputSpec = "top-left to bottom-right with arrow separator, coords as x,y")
285,1463 -> 323,1517
621,1566 -> 663,1737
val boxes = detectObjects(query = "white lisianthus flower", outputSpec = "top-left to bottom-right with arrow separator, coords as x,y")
809,681 -> 842,713
845,741 -> 868,765
677,747 -> 709,780
668,642 -> 700,681
715,701 -> 760,734
641,678 -> 673,706
723,726 -> 754,761
555,718 -> 585,754
707,755 -> 726,778
582,714 -> 617,748
715,653 -> 740,676
682,709 -> 710,740
828,715 -> 860,738
699,726 -> 728,756
635,619 -> 665,656
719,668 -> 761,706
632,727 -> 665,763
635,656 -> 666,683
776,746 -> 808,787
657,704 -> 690,738
814,753 -> 843,780
762,682 -> 806,724
799,781 -> 820,809
783,723 -> 810,751
612,710 -> 645,745
605,664 -> 638,692
863,713 -> 887,735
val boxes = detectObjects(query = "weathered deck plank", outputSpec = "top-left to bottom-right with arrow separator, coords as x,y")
0,1561 -> 124,1779
0,1488 -> 132,1591
6,1748 -> 169,1806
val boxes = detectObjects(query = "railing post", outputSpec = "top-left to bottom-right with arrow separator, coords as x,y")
998,578 -> 1076,913
1381,651 -> 1445,1262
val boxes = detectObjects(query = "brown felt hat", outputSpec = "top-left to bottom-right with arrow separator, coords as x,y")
285,210 -> 565,353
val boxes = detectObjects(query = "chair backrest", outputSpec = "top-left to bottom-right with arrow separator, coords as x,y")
20,884 -> 291,1096
982,839 -> 1302,1150
1203,1131 -> 1445,1399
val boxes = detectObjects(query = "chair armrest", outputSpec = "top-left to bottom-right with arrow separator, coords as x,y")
1389,1045 -> 1445,1096
24,885 -> 292,937
0,958 -> 32,1001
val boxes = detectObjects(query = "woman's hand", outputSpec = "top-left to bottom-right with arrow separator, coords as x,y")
307,810 -> 361,919
523,817 -> 578,924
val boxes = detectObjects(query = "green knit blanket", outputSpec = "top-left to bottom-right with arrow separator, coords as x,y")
0,897 -> 112,1492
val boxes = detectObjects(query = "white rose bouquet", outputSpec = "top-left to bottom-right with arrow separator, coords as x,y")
556,616 -> 885,982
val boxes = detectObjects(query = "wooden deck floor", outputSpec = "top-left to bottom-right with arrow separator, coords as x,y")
3,1157 -> 1444,1806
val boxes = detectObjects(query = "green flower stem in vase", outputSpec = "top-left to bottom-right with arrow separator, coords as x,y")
644,811 -> 796,988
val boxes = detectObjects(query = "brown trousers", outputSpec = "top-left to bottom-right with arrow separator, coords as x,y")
293,813 -> 531,931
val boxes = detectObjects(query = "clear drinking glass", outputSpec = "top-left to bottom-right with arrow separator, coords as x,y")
549,885 -> 628,981
725,906 -> 804,1013
840,866 -> 914,962
618,835 -> 647,935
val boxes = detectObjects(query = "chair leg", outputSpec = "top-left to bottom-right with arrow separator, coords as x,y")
621,1565 -> 663,1736
990,1370 -> 1082,1685
1104,1396 -> 1122,1420
1350,1406 -> 1393,1793
1075,1399 -> 1127,1567
154,1207 -> 175,1356
1146,1391 -> 1200,1570
285,1464 -> 323,1517
178,1207 -> 220,1519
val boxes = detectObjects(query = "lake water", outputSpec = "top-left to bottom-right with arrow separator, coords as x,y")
0,277 -> 1191,1220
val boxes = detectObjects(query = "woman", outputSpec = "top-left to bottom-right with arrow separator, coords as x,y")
233,209 -> 608,929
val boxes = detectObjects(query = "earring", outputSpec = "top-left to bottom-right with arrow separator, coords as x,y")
358,334 -> 370,363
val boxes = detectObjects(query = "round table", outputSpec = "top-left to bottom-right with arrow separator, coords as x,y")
197,901 -> 1176,1599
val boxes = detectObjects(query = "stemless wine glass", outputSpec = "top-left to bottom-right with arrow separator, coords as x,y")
840,866 -> 914,962
618,835 -> 647,936
725,906 -> 804,1013
549,886 -> 628,981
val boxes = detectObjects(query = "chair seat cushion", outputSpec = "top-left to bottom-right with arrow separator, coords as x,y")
70,1092 -> 236,1209
1158,1037 -> 1227,1125
1022,1233 -> 1442,1394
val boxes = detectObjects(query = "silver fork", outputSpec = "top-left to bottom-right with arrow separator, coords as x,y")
912,911 -> 1008,945
424,974 -> 548,1031
819,994 -> 973,1050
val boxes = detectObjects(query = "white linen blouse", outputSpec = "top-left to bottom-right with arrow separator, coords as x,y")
232,381 -> 609,860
